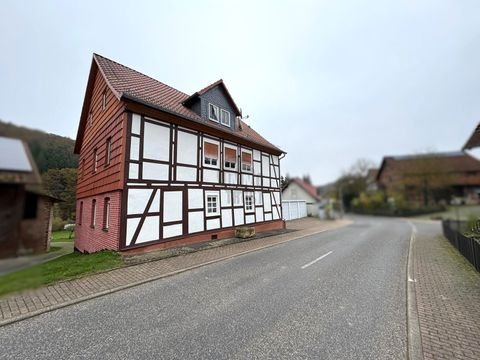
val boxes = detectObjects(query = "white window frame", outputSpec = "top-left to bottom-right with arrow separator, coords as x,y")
224,144 -> 237,170
203,139 -> 219,168
205,192 -> 220,217
220,109 -> 230,127
104,198 -> 110,230
245,192 -> 254,213
209,103 -> 220,122
241,149 -> 253,173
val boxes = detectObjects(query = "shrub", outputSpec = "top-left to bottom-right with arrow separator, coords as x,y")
52,217 -> 67,231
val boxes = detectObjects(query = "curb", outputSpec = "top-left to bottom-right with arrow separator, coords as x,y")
406,221 -> 424,360
0,221 -> 351,328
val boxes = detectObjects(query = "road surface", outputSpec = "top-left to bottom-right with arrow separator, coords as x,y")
1,216 -> 414,359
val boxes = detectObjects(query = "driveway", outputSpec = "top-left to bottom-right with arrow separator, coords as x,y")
0,216 -> 410,359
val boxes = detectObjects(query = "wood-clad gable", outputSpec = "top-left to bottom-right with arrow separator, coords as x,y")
76,70 -> 126,199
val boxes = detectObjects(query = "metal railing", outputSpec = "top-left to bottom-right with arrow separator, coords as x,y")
442,220 -> 480,272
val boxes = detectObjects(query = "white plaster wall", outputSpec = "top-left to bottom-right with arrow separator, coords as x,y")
253,150 -> 261,161
188,189 -> 203,209
163,191 -> 183,222
241,174 -> 253,186
221,190 -> 232,207
143,162 -> 169,180
265,213 -> 272,221
233,190 -> 243,206
136,216 -> 159,244
253,162 -> 261,176
221,209 -> 232,227
224,172 -> 237,184
204,169 -> 219,183
263,193 -> 272,212
131,114 -> 141,135
176,166 -> 196,182
143,122 -> 170,161
206,218 -> 220,230
255,207 -> 264,222
177,131 -> 197,165
163,224 -> 183,238
130,137 -> 140,161
126,218 -> 140,246
188,211 -> 204,233
129,164 -> 139,179
246,215 -> 255,224
150,190 -> 160,213
128,189 -> 152,215
234,208 -> 244,225
262,155 -> 270,177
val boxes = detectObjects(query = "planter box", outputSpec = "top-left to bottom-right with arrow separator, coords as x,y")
235,226 -> 256,239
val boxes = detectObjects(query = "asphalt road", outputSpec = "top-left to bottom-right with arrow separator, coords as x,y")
0,216 -> 412,359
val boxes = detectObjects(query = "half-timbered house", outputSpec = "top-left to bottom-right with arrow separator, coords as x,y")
74,54 -> 285,253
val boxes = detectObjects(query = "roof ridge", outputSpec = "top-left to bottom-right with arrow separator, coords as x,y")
93,53 -> 191,98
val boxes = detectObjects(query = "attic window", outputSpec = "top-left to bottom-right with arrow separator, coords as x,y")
220,109 -> 230,127
209,104 -> 219,122
102,91 -> 107,111
88,112 -> 93,127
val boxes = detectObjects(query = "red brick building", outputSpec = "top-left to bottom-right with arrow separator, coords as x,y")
74,54 -> 285,254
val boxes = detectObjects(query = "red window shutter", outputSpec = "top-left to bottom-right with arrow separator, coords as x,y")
241,151 -> 252,164
204,142 -> 218,158
225,147 -> 236,162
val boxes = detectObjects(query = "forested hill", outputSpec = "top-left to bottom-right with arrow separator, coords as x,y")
0,120 -> 78,173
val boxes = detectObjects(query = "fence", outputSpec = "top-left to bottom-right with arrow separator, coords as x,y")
442,220 -> 480,272
281,200 -> 307,221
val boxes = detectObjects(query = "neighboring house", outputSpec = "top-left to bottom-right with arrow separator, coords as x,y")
366,168 -> 379,192
282,178 -> 322,216
74,54 -> 285,254
376,152 -> 480,206
463,123 -> 480,150
0,136 -> 55,258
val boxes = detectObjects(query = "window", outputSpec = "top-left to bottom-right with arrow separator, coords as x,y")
103,197 -> 110,230
245,193 -> 254,212
91,199 -> 96,227
93,148 -> 98,172
105,137 -> 112,166
102,91 -> 107,111
88,111 -> 93,127
224,146 -> 236,169
220,109 -> 230,126
81,159 -> 85,179
241,151 -> 252,172
204,141 -> 219,167
209,103 -> 219,122
23,192 -> 38,219
78,201 -> 83,225
206,195 -> 219,216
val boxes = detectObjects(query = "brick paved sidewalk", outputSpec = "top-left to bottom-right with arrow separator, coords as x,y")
413,222 -> 480,360
0,218 -> 350,326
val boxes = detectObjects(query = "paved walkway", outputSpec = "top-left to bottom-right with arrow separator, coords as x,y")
0,242 -> 73,276
0,218 -> 350,326
413,221 -> 480,360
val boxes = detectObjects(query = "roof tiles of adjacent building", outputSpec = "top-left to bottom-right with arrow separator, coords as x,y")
284,178 -> 322,202
76,54 -> 282,154
376,151 -> 480,186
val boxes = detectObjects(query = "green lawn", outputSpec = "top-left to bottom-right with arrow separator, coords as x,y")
0,251 -> 123,297
51,230 -> 75,242
415,205 -> 480,221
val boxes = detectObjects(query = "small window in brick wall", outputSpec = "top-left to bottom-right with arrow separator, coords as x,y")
105,137 -> 112,166
78,201 -> 83,225
91,199 -> 96,228
23,192 -> 38,219
103,197 -> 110,230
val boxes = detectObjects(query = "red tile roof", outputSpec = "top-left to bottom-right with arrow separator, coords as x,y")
285,178 -> 322,201
92,54 -> 280,153
376,151 -> 480,186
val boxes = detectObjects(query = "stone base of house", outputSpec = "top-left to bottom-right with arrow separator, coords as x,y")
120,220 -> 285,255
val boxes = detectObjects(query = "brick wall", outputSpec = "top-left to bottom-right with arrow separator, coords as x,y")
75,190 -> 122,253
19,196 -> 53,255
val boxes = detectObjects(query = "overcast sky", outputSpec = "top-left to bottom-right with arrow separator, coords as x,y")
1,0 -> 479,184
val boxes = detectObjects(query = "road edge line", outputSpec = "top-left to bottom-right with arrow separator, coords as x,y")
0,220 -> 351,328
406,220 -> 424,360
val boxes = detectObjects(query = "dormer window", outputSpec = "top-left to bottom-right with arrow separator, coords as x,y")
209,104 -> 219,122
220,109 -> 230,127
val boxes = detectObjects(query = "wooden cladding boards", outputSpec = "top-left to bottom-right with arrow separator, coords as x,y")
77,71 -> 126,199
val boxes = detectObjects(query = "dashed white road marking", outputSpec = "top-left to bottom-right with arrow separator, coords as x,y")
301,251 -> 333,269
